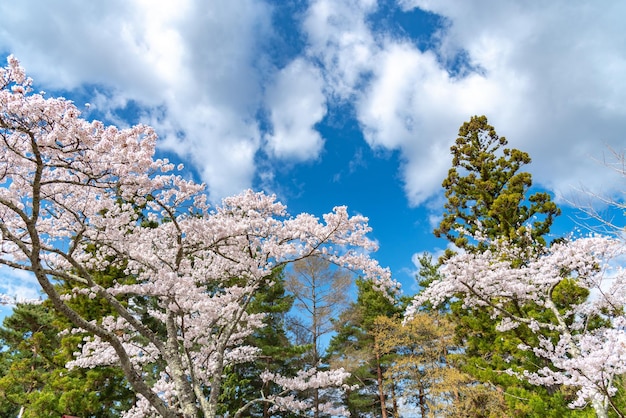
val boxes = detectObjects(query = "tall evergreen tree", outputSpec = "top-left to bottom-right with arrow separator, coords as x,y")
430,116 -> 594,417
434,115 -> 560,253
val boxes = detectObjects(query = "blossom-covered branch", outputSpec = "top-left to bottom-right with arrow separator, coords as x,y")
0,56 -> 397,418
407,234 -> 626,418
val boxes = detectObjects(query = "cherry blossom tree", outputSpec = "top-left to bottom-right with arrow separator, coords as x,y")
0,56 -> 398,418
407,234 -> 626,418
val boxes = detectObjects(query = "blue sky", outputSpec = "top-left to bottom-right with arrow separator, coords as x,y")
1,0 -> 626,311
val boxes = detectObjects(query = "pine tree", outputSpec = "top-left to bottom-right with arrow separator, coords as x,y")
0,302 -> 133,418
434,115 -> 560,253
0,262 -> 141,417
430,115 -> 595,417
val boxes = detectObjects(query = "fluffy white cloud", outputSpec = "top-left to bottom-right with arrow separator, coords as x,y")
404,0 -> 626,199
304,0 -> 626,205
0,266 -> 41,304
265,58 -> 327,161
1,0 -> 625,205
0,0 -> 274,200
303,0 -> 378,100
355,40 -> 507,203
0,0 -> 182,103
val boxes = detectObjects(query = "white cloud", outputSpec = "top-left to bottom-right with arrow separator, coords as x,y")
303,0 -> 626,206
302,0 -> 505,204
0,0 -> 274,201
0,266 -> 41,304
1,0 -> 625,206
0,1 -> 178,102
135,0 -> 276,200
265,58 -> 327,161
395,0 -> 626,202
354,38 -> 512,204
302,0 -> 379,101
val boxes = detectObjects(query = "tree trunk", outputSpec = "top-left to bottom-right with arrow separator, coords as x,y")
592,397 -> 609,418
314,388 -> 320,418
391,382 -> 399,418
375,351 -> 388,418
419,382 -> 427,418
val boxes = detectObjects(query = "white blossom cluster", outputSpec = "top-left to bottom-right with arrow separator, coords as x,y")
0,57 -> 398,417
260,368 -> 353,416
0,293 -> 41,305
407,234 -> 626,415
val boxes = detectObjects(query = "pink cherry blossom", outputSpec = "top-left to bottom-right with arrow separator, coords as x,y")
0,56 -> 397,418
408,234 -> 626,418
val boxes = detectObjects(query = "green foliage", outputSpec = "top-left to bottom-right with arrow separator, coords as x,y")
0,262 -> 139,417
217,268 -> 305,417
0,303 -> 133,418
426,116 -> 602,416
326,278 -> 402,417
434,115 -> 560,253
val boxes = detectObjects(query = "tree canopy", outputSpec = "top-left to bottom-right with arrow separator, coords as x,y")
0,55 -> 397,418
1,59 -> 623,418
434,115 -> 560,252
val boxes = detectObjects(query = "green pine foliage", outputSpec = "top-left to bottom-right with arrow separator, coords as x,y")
217,268 -> 306,417
434,115 -> 560,254
0,302 -> 133,418
0,263 -> 139,417
429,115 -> 597,417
